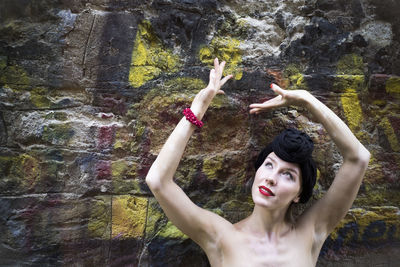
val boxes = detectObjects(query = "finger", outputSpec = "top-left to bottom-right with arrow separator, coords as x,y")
249,107 -> 261,114
220,74 -> 233,87
271,83 -> 286,97
214,58 -> 219,70
209,69 -> 215,80
217,90 -> 225,95
219,61 -> 226,75
249,103 -> 264,108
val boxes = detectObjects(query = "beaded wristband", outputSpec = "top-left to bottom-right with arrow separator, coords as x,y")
183,108 -> 203,128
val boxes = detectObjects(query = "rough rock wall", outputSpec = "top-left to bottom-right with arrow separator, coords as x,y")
0,0 -> 399,266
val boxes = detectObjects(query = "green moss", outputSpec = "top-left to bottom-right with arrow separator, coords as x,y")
0,154 -> 41,189
0,64 -> 30,90
129,20 -> 181,88
333,74 -> 365,92
111,160 -> 129,178
110,160 -> 140,193
199,37 -> 243,80
141,77 -> 209,109
44,112 -> 68,121
30,87 -> 51,108
42,123 -> 74,144
0,56 -> 7,70
88,196 -> 111,239
337,54 -> 364,75
386,76 -> 400,94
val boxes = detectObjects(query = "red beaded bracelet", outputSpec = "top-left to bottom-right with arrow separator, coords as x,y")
183,108 -> 203,128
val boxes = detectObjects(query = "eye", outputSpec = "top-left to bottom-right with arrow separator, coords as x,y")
283,171 -> 294,180
265,162 -> 273,168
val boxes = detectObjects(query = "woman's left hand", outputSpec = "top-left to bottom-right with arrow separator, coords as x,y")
249,83 -> 311,114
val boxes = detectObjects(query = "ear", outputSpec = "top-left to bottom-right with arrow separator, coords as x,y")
293,196 -> 300,203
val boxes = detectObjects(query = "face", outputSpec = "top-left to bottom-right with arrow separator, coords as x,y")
252,152 -> 302,209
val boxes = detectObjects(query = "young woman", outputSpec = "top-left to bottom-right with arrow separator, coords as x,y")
145,58 -> 370,266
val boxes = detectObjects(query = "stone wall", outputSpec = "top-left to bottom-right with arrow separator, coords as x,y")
0,0 -> 399,266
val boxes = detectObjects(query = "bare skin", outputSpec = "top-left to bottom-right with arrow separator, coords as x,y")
146,58 -> 370,266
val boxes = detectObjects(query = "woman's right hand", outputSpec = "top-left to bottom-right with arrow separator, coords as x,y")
190,58 -> 232,120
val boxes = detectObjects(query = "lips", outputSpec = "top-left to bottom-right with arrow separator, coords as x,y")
259,186 -> 275,197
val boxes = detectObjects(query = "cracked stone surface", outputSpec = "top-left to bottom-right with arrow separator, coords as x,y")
1,0 -> 400,266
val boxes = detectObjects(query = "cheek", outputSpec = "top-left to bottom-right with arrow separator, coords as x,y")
279,181 -> 301,196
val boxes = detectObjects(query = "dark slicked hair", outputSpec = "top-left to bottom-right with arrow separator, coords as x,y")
254,128 -> 317,203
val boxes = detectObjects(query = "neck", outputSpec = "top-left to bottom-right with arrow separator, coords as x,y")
239,204 -> 293,241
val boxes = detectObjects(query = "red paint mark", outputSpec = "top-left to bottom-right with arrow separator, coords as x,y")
100,94 -> 127,115
98,125 -> 115,149
96,160 -> 111,180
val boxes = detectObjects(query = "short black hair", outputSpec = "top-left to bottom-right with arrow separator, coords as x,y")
254,128 -> 317,203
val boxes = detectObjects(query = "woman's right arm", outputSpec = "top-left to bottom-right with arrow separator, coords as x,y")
146,58 -> 232,248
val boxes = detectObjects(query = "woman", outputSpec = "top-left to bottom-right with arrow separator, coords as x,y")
145,58 -> 370,266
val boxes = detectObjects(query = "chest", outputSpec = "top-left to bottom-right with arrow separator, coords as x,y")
212,231 -> 315,267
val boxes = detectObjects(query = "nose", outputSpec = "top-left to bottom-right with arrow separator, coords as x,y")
265,176 -> 276,186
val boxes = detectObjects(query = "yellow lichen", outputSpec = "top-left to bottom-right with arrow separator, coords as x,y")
199,37 -> 243,80
129,20 -> 180,88
386,76 -> 400,94
337,54 -> 364,75
329,207 -> 400,244
282,64 -> 307,90
379,117 -> 400,152
334,54 -> 365,93
158,221 -> 188,239
340,88 -> 363,132
112,195 -> 148,239
202,155 -> 224,180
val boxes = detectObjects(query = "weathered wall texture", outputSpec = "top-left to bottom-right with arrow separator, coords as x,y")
0,0 -> 399,266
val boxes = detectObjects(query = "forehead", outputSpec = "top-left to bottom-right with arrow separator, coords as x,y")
266,152 -> 301,172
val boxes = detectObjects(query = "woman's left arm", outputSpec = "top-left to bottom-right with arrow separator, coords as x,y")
250,84 -> 371,237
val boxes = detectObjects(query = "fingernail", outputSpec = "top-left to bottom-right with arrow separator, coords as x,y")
270,83 -> 273,89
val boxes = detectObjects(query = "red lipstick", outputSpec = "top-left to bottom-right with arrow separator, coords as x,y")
259,186 -> 274,197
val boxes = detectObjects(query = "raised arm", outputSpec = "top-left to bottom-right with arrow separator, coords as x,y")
146,58 -> 233,248
249,84 -> 370,238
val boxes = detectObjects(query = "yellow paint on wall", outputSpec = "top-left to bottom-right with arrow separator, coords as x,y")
129,20 -> 180,88
379,117 -> 400,152
112,195 -> 148,239
340,88 -> 363,132
199,37 -> 243,80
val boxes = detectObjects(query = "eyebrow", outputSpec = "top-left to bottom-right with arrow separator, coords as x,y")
266,156 -> 300,176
